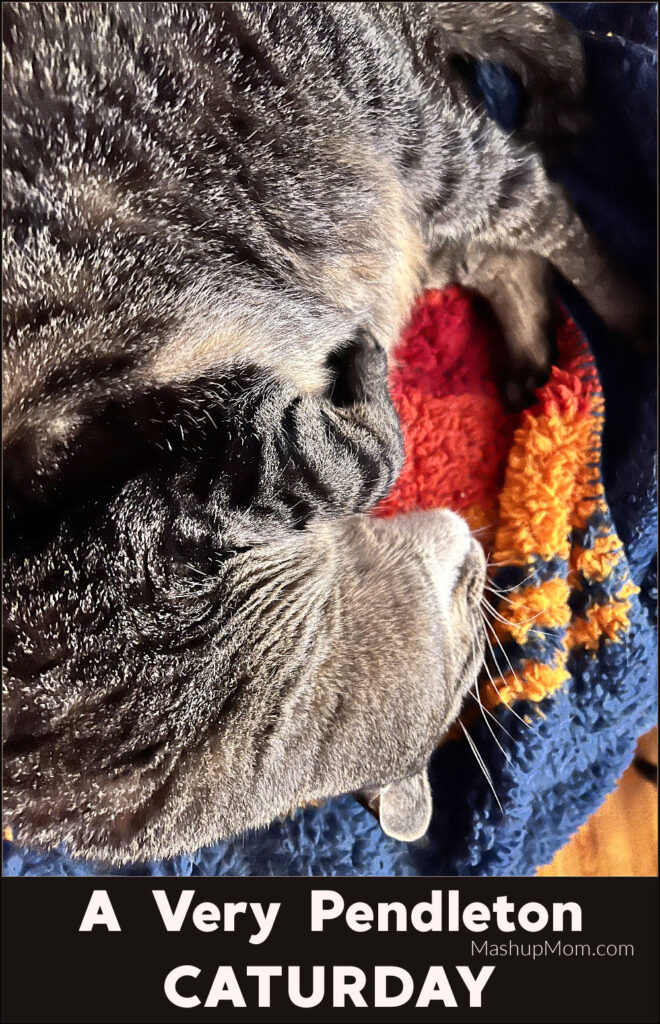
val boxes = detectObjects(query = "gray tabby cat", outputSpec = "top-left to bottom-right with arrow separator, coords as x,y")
2,2 -> 643,862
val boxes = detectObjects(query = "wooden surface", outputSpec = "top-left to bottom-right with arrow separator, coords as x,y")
538,728 -> 658,877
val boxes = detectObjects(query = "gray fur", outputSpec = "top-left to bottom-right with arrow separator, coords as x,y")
2,3 -> 641,862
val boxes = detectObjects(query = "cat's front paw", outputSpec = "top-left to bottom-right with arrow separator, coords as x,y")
326,329 -> 388,407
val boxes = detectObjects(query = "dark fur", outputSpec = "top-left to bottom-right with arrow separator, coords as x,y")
2,3 -> 642,862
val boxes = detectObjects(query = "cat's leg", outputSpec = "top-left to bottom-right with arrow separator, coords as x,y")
429,241 -> 556,407
429,142 -> 651,399
492,166 -> 652,343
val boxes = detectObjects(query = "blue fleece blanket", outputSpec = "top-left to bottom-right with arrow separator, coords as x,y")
4,3 -> 657,878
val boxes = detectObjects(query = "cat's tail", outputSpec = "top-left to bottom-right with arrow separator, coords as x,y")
432,2 -> 586,146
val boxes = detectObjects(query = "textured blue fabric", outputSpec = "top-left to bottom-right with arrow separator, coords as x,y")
4,3 -> 657,878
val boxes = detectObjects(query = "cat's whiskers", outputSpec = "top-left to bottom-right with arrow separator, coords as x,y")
482,593 -> 545,627
467,612 -> 513,761
467,688 -> 517,742
483,589 -> 555,639
479,612 -> 537,733
486,566 -> 540,593
459,720 -> 503,813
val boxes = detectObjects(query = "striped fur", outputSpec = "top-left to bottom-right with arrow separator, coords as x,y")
2,3 -> 640,861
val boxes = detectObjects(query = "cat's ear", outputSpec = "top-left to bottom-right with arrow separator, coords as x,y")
359,769 -> 432,843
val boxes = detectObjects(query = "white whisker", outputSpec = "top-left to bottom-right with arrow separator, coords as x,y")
482,593 -> 556,639
482,594 -> 545,627
459,720 -> 503,813
480,613 -> 537,733
468,613 -> 513,763
487,567 -> 540,593
472,681 -> 513,764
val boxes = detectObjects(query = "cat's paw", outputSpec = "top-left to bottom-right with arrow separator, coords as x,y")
326,328 -> 388,407
456,248 -> 556,411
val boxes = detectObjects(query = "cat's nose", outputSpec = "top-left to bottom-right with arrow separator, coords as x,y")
453,538 -> 486,605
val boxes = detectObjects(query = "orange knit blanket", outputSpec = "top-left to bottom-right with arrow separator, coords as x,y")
376,285 -> 639,720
